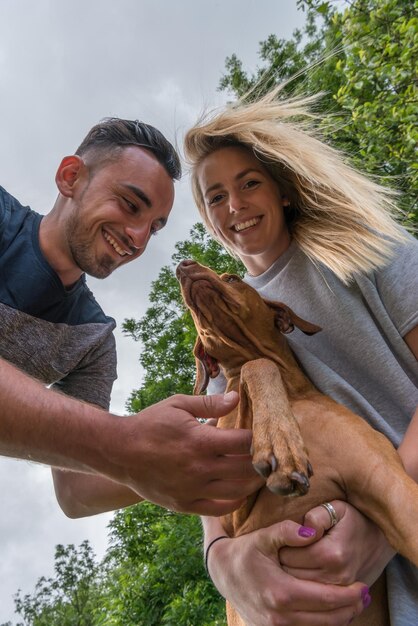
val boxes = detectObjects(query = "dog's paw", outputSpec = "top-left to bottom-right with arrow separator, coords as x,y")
252,434 -> 313,497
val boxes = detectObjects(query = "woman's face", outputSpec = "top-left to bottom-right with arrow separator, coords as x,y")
196,145 -> 291,275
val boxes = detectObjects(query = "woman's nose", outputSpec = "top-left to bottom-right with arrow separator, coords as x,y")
228,192 -> 246,213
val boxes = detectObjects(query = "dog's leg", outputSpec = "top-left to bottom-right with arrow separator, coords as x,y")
239,358 -> 312,497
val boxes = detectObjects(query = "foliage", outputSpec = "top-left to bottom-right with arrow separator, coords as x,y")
220,0 -> 418,221
97,503 -> 226,625
123,222 -> 244,413
14,541 -> 104,626
12,506 -> 227,626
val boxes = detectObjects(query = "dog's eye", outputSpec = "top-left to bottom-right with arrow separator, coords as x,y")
224,275 -> 240,283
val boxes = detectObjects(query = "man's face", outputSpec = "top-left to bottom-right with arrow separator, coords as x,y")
66,146 -> 175,279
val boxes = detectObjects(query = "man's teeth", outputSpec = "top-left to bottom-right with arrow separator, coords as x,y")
103,231 -> 132,256
234,217 -> 260,232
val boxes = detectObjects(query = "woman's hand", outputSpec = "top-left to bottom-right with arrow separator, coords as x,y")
207,519 -> 369,626
279,500 -> 395,587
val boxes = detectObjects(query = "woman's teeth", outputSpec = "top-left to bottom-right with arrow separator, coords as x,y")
234,217 -> 260,232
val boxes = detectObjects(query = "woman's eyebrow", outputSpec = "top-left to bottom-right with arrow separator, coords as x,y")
204,168 -> 262,196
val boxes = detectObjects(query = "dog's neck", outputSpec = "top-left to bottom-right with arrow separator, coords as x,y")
218,332 -> 315,399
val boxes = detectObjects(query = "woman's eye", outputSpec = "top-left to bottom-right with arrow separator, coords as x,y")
244,179 -> 259,189
208,193 -> 224,206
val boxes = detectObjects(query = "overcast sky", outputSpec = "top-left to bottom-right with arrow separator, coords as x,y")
0,1 -> 305,622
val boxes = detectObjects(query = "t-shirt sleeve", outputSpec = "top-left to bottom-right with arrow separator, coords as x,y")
51,331 -> 117,410
375,234 -> 418,336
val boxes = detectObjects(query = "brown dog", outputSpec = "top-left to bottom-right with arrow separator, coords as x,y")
176,259 -> 418,626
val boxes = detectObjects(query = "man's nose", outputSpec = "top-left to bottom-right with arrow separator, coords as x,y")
125,223 -> 150,249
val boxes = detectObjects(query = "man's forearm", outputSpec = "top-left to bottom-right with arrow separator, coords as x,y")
0,358 -> 120,474
0,357 -> 261,515
52,468 -> 143,518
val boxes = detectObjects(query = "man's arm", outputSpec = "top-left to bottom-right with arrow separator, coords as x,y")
52,470 -> 142,518
0,357 -> 262,515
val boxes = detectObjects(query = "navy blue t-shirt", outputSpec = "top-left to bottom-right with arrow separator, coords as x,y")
0,185 -> 117,409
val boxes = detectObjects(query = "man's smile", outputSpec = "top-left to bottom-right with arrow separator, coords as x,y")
103,229 -> 134,257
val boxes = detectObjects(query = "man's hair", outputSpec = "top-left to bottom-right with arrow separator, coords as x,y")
76,117 -> 181,180
184,86 -> 407,283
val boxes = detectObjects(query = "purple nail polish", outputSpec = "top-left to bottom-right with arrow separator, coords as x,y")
361,586 -> 369,602
362,591 -> 372,609
298,526 -> 316,537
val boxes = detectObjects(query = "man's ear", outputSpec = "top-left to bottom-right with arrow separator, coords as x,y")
55,155 -> 86,197
193,338 -> 220,395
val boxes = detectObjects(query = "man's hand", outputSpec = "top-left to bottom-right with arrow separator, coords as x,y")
207,520 -> 369,626
106,391 -> 264,515
280,500 -> 395,587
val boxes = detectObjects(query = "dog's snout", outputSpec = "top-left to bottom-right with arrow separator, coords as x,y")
176,259 -> 197,278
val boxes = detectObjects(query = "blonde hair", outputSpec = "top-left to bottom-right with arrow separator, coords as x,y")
184,86 -> 407,283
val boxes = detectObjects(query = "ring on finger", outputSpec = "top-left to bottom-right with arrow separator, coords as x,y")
320,502 -> 338,527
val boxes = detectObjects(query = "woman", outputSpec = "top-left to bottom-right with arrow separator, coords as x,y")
183,87 -> 418,626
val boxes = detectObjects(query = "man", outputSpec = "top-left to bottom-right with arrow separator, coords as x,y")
0,118 -> 260,518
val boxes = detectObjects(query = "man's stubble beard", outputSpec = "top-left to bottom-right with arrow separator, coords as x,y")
65,200 -> 117,280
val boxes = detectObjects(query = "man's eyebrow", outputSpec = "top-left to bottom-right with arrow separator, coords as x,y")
123,184 -> 152,208
204,168 -> 263,196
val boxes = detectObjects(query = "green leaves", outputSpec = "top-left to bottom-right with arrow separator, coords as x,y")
14,541 -> 103,626
13,507 -> 227,626
220,0 -> 418,222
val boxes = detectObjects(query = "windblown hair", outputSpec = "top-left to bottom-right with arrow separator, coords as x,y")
184,86 -> 407,283
76,117 -> 181,180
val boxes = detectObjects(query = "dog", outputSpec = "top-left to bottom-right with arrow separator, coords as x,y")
176,258 -> 418,626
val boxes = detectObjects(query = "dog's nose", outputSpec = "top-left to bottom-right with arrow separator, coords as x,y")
176,259 -> 197,278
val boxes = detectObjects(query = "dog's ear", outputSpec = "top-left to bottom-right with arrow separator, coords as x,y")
193,338 -> 220,394
264,299 -> 321,336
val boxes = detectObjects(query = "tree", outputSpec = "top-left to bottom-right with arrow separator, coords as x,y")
14,541 -> 103,626
97,502 -> 226,626
220,0 -> 418,221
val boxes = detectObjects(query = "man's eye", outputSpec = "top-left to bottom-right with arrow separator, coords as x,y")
125,198 -> 139,213
150,221 -> 165,236
244,180 -> 259,189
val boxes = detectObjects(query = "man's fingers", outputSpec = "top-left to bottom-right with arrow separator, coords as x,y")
212,455 -> 262,480
203,476 -> 263,500
173,391 -> 239,419
175,497 -> 247,517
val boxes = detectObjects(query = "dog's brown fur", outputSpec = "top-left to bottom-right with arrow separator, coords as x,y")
177,259 -> 418,626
